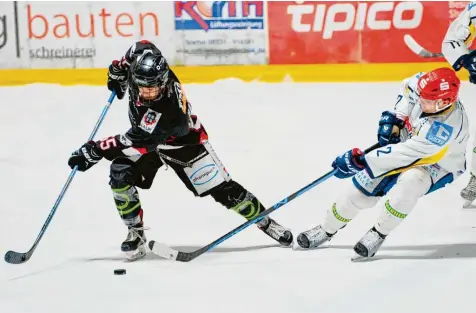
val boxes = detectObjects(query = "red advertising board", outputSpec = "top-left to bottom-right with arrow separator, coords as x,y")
268,1 -> 471,64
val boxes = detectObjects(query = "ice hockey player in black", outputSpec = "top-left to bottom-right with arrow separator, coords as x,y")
68,40 -> 293,261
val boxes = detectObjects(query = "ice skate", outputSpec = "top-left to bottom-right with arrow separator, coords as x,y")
461,174 -> 476,208
296,225 -> 333,249
351,227 -> 386,262
121,225 -> 148,262
257,216 -> 293,246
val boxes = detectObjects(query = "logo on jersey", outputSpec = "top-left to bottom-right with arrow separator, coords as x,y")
139,109 -> 162,133
189,164 -> 219,185
426,121 -> 453,147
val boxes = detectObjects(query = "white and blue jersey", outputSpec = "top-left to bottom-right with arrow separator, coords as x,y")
354,72 -> 469,197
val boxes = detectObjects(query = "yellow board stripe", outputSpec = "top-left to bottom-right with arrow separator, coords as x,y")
0,62 -> 469,86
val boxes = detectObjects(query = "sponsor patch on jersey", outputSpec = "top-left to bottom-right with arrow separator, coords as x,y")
426,121 -> 453,147
139,109 -> 162,133
189,164 -> 219,186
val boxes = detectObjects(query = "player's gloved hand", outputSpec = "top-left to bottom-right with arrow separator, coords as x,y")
107,60 -> 128,99
68,141 -> 103,172
332,148 -> 365,179
462,50 -> 476,84
377,111 -> 405,147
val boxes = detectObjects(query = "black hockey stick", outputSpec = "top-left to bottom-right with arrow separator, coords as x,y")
404,34 -> 475,58
4,91 -> 117,265
149,142 -> 381,262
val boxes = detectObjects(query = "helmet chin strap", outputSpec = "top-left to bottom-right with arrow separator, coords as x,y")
428,99 -> 453,113
420,98 -> 453,114
436,99 -> 453,112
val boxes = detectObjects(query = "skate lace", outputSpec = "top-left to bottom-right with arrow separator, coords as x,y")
266,220 -> 286,239
126,225 -> 150,241
305,226 -> 325,239
362,230 -> 383,251
467,175 -> 476,191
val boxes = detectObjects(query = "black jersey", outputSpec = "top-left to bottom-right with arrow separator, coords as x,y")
97,40 -> 207,161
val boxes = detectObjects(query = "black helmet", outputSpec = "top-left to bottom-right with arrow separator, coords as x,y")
130,51 -> 170,104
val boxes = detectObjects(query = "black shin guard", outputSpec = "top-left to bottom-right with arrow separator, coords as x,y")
110,160 -> 143,226
210,180 -> 265,220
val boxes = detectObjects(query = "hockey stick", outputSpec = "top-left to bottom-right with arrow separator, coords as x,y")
4,91 -> 117,264
404,34 -> 444,58
149,142 -> 381,262
404,34 -> 475,58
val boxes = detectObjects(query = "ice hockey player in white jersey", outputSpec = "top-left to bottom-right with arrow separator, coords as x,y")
442,1 -> 476,206
296,67 -> 468,261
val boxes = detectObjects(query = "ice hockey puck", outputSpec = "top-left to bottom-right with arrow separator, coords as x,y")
114,269 -> 126,275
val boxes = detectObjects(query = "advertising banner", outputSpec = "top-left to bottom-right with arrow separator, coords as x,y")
0,2 -> 21,68
268,1 -> 473,65
174,1 -> 267,66
10,1 -> 175,69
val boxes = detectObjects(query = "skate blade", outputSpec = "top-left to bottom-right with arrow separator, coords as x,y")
292,240 -> 329,251
292,241 -> 307,251
124,246 -> 147,262
462,199 -> 474,208
351,253 -> 375,262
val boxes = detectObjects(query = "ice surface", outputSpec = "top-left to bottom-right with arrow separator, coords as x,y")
0,80 -> 475,313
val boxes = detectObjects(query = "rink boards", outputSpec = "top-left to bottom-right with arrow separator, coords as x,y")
0,61 -> 463,86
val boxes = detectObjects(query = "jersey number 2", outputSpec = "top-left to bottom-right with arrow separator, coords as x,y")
376,146 -> 392,157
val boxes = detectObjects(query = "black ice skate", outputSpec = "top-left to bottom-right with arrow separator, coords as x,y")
257,216 -> 293,246
121,225 -> 148,261
351,227 -> 386,262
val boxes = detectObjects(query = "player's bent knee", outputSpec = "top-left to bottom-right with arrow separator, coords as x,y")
393,168 -> 432,200
385,168 -> 432,215
109,159 -> 136,189
209,180 -> 246,209
209,180 -> 264,219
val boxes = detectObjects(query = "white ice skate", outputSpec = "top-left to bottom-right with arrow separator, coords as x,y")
461,174 -> 476,208
295,225 -> 333,249
351,228 -> 386,262
257,216 -> 293,246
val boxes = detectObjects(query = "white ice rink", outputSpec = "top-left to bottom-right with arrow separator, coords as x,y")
1,80 -> 475,313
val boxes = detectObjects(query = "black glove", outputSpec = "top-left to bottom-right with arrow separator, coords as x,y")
68,141 -> 103,172
462,50 -> 476,84
377,111 -> 405,147
107,60 -> 128,99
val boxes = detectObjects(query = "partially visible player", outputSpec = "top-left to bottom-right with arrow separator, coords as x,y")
442,1 -> 476,206
67,40 -> 293,261
296,68 -> 468,261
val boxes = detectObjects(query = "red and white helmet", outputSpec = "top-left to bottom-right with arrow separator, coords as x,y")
417,67 -> 460,113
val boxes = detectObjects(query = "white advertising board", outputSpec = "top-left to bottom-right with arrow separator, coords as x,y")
174,1 -> 267,65
2,1 -> 176,69
0,2 -> 22,68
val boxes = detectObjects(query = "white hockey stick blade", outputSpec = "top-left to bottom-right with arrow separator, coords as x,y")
149,240 -> 179,260
403,34 -> 443,58
404,34 -> 423,55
